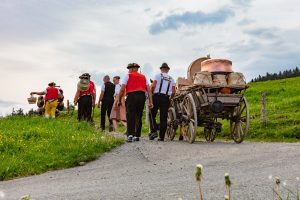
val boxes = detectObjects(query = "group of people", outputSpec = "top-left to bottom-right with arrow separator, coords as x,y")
31,62 -> 176,142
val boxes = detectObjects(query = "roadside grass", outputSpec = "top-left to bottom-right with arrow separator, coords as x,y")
0,115 -> 123,181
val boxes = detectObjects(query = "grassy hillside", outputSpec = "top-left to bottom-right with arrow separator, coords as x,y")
0,115 -> 123,181
244,76 -> 300,141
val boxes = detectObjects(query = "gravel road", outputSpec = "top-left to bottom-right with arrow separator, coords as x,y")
0,140 -> 299,200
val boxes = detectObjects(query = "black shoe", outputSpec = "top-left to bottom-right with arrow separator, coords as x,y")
158,138 -> 164,142
149,132 -> 158,140
179,135 -> 183,141
133,137 -> 140,142
127,135 -> 133,142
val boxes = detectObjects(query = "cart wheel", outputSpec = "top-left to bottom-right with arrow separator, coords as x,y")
204,118 -> 218,142
182,93 -> 198,144
165,107 -> 177,141
230,97 -> 249,143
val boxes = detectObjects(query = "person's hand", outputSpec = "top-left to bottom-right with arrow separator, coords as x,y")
148,102 -> 154,109
92,102 -> 96,108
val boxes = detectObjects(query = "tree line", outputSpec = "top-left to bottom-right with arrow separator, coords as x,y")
250,67 -> 300,82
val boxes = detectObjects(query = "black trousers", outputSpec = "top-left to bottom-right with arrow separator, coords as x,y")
150,94 -> 170,140
126,91 -> 146,137
101,99 -> 114,130
78,95 -> 93,122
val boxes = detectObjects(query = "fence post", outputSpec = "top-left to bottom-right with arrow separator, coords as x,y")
261,91 -> 267,125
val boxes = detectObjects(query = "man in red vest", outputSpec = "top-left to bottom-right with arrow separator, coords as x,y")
31,82 -> 62,118
74,73 -> 96,122
119,63 -> 153,142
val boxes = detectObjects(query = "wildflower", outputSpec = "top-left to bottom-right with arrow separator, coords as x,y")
195,164 -> 203,181
224,195 -> 230,200
225,173 -> 231,187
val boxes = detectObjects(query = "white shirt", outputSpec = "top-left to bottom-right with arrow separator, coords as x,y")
153,72 -> 175,96
114,84 -> 121,96
121,74 -> 150,86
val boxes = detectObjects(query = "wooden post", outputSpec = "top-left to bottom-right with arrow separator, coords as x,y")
67,100 -> 70,114
261,91 -> 267,125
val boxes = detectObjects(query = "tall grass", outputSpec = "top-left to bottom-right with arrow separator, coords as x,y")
0,115 -> 123,181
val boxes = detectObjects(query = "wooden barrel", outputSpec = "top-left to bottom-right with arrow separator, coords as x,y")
227,72 -> 246,86
201,59 -> 233,73
193,72 -> 212,85
187,57 -> 210,81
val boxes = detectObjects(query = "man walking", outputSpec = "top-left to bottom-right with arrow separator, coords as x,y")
31,82 -> 62,119
74,73 -> 96,122
149,63 -> 176,141
119,63 -> 153,142
98,75 -> 115,132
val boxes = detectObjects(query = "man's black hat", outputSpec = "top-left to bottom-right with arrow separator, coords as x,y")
79,73 -> 91,79
160,62 -> 170,69
48,82 -> 56,87
127,63 -> 140,69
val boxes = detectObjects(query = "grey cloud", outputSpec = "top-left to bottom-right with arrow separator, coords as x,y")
0,99 -> 18,107
237,19 -> 254,26
244,27 -> 279,39
149,8 -> 234,35
232,0 -> 252,6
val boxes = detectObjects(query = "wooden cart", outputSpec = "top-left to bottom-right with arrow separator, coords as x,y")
165,57 -> 249,143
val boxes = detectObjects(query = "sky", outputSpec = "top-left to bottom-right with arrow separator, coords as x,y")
0,0 -> 300,116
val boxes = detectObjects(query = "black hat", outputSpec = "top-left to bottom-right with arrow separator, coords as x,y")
79,73 -> 91,79
48,82 -> 56,87
160,62 -> 170,69
127,63 -> 140,69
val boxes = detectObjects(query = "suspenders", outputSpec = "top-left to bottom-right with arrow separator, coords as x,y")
158,73 -> 172,95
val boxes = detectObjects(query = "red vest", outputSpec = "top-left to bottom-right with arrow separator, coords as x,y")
79,81 -> 95,97
45,87 -> 59,101
126,72 -> 147,94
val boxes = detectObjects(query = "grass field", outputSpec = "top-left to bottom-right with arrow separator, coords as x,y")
219,76 -> 300,141
0,115 -> 123,181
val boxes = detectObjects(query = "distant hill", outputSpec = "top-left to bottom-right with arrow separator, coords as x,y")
243,76 -> 300,141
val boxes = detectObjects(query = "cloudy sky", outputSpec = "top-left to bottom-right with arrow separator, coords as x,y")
0,0 -> 299,116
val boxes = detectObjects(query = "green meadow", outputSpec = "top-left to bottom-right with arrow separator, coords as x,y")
0,115 -> 123,181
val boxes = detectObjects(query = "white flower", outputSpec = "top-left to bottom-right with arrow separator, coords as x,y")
196,164 -> 203,170
224,195 -> 230,200
225,173 -> 230,178
296,177 -> 299,181
101,136 -> 105,140
0,191 -> 5,199
268,175 -> 273,180
283,181 -> 287,186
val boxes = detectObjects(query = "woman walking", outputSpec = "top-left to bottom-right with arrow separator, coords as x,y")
110,76 -> 127,133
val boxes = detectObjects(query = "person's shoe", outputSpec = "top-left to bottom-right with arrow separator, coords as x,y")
127,135 -> 133,142
149,132 -> 158,140
179,135 -> 183,141
133,137 -> 140,142
158,138 -> 164,142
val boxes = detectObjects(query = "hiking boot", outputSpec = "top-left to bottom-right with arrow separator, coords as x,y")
149,132 -> 158,140
127,135 -> 133,142
133,137 -> 140,142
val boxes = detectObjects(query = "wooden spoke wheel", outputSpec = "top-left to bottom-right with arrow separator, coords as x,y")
204,118 -> 218,142
181,93 -> 198,143
165,107 -> 177,141
230,97 -> 249,143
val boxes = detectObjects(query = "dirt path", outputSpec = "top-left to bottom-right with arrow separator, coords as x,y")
1,140 -> 300,200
